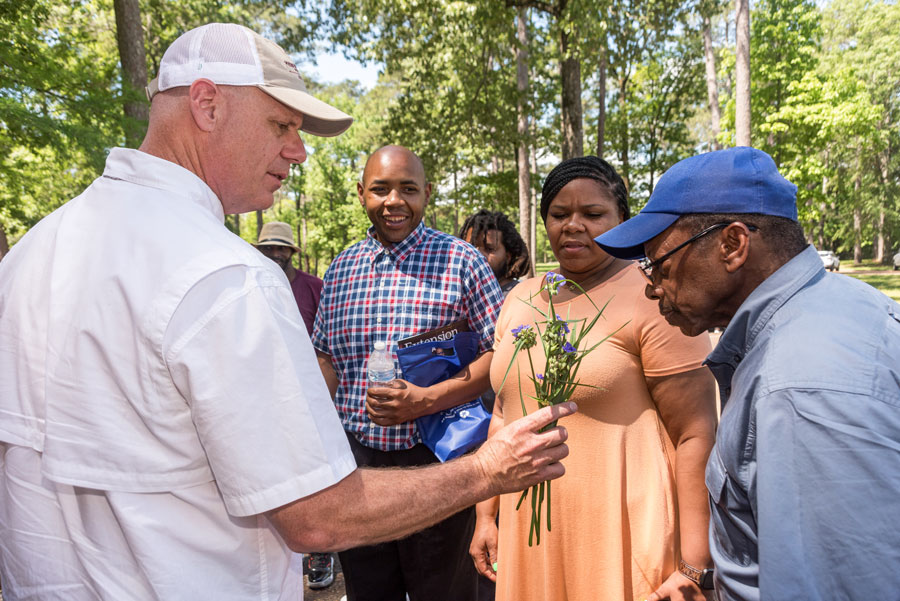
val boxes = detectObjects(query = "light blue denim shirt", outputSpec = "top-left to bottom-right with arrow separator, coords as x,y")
705,245 -> 900,601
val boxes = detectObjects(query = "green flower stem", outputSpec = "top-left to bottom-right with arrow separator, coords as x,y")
529,483 -> 538,547
536,481 -> 545,546
547,480 -> 552,532
515,487 -> 528,510
498,273 -> 620,547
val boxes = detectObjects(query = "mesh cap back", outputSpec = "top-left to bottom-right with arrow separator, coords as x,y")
147,23 -> 352,137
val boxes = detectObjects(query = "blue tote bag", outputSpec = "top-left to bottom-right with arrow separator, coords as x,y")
395,331 -> 492,462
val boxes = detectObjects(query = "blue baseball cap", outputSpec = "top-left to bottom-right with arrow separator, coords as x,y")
594,147 -> 798,259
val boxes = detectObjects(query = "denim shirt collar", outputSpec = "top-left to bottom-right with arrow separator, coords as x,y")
707,245 -> 825,387
363,221 -> 428,263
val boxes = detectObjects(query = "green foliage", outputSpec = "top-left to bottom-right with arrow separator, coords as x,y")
715,0 -> 899,260
587,0 -> 706,205
3,0 -> 898,269
326,1 -> 527,189
0,1 -> 123,241
768,68 -> 882,244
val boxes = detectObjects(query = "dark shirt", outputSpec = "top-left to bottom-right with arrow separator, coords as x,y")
290,269 -> 323,336
500,278 -> 520,297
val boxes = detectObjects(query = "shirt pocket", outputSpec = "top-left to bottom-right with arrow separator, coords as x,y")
707,447 -> 754,567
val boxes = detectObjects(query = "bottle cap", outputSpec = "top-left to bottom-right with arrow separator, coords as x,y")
373,341 -> 386,351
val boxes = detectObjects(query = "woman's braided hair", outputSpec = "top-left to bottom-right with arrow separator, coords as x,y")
540,156 -> 629,222
457,209 -> 531,279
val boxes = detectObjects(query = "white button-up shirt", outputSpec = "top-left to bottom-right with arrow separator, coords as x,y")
0,148 -> 355,600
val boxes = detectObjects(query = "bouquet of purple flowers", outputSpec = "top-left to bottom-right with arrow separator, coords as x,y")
497,272 -> 623,546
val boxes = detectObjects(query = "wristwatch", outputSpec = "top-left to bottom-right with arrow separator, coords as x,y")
678,559 -> 715,590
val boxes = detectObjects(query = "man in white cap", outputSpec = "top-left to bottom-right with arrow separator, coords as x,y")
0,23 -> 573,600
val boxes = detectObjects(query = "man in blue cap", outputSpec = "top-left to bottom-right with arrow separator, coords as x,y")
595,147 -> 900,601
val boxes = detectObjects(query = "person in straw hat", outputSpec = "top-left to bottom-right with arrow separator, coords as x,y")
256,221 -> 323,337
255,220 -> 334,590
0,23 -> 573,601
256,220 -> 334,591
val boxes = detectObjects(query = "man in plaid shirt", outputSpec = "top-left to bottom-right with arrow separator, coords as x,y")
312,145 -> 504,601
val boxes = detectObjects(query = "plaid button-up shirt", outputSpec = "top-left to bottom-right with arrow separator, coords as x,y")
312,222 -> 503,451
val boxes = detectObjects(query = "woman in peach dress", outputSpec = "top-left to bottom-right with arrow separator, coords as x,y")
470,157 -> 718,601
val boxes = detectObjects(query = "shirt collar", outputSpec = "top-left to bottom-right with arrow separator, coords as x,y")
363,221 -> 428,262
708,244 -> 824,367
102,148 -> 225,223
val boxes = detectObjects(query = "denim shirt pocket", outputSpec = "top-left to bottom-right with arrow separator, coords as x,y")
706,447 -> 754,567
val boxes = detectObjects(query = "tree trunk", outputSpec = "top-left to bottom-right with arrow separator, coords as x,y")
618,77 -> 630,190
256,210 -> 264,241
530,132 -> 539,274
703,14 -> 722,150
875,209 -> 886,263
453,169 -> 459,237
0,222 -> 9,261
735,0 -> 751,147
880,148 -> 893,263
297,192 -> 309,270
113,0 -> 148,148
818,170 -> 827,250
853,152 -> 862,263
234,213 -> 241,237
559,28 -> 584,160
516,7 -> 533,276
596,44 -> 607,158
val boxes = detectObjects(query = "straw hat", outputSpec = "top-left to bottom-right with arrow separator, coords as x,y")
255,221 -> 300,252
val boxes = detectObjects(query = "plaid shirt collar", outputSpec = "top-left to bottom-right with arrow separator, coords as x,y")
362,221 -> 428,263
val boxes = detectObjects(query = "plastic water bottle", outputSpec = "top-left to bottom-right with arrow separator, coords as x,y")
367,341 -> 396,387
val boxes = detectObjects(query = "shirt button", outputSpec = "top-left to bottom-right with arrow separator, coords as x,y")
377,318 -> 382,324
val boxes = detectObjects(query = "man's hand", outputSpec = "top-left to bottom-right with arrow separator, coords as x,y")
366,379 -> 430,425
469,512 -> 499,582
268,402 -> 574,554
474,402 -> 575,496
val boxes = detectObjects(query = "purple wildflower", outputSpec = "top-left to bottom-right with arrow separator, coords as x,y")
536,373 -> 544,381
555,315 -> 571,333
511,324 -> 532,339
545,271 -> 566,295
546,272 -> 565,285
562,342 -> 577,354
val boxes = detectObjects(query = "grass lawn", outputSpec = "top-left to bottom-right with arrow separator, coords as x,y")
534,262 -> 560,274
837,258 -> 896,273
844,273 -> 900,302
838,259 -> 900,302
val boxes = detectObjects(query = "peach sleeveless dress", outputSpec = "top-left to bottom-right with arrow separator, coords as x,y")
491,265 -> 711,601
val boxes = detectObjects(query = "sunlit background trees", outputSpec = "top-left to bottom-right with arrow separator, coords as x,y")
1,0 -> 897,271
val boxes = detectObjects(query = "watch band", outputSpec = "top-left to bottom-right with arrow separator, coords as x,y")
678,559 -> 715,590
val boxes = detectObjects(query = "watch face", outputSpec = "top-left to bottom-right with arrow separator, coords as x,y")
700,569 -> 715,590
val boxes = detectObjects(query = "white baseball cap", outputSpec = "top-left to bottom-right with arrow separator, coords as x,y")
146,23 -> 353,137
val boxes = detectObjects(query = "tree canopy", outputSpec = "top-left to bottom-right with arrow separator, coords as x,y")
1,0 -> 897,267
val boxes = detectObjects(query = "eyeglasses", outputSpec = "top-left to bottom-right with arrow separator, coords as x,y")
638,222 -> 758,282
